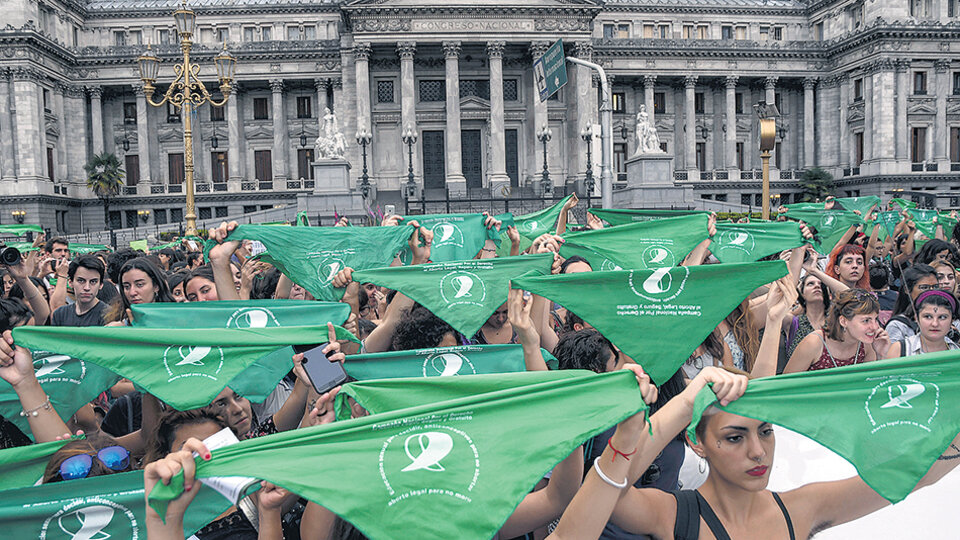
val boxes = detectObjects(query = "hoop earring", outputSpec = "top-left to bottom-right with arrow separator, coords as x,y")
698,454 -> 707,474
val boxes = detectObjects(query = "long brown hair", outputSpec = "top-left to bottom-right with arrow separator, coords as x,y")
726,300 -> 760,371
145,408 -> 227,464
825,288 -> 879,341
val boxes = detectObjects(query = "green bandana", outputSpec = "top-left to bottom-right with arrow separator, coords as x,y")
711,222 -> 805,263
512,261 -> 788,384
938,213 -> 958,236
783,208 -> 863,254
398,213 -> 501,264
149,370 -> 645,539
781,202 -> 824,211
908,208 -> 940,240
208,224 -> 413,301
587,208 -> 710,227
353,253 -> 553,337
833,196 -> 880,218
296,211 -> 311,226
512,194 -> 574,240
69,243 -> 112,254
11,326 -> 357,411
892,197 -> 917,211
344,344 -> 558,380
687,352 -> 960,504
0,225 -> 43,235
0,437 -> 73,491
5,242 -> 40,254
0,351 -> 119,439
560,214 -> 710,271
873,211 -> 902,240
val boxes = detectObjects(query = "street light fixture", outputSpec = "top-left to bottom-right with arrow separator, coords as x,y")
401,124 -> 418,201
136,2 -> 236,236
11,210 -> 26,224
356,128 -> 372,199
138,209 -> 151,222
537,125 -> 552,197
581,123 -> 595,201
299,119 -> 308,149
754,101 -> 779,220
210,125 -> 219,149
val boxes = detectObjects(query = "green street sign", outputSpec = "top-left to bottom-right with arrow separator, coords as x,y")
534,39 -> 567,102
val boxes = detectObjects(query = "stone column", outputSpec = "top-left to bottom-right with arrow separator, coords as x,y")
895,61 -> 909,162
227,85 -> 243,182
269,78 -> 287,181
725,76 -> 738,169
442,40 -> 467,191
803,78 -> 816,169
873,64 -> 895,163
529,41 -> 550,177
486,40 -> 509,188
837,76 -> 850,168
684,75 -> 697,171
53,83 -> 67,182
354,42 -> 372,135
63,85 -> 88,181
331,77 -> 343,116
863,72 -> 873,162
0,69 -> 15,179
572,41 -> 593,180
315,78 -> 330,152
13,68 -> 42,179
643,75 -> 656,127
88,85 -> 104,155
935,59 -> 950,164
133,84 -> 153,184
396,42 -> 416,133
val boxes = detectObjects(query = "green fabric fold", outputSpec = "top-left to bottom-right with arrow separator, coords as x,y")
711,222 -> 805,263
560,214 -> 709,271
587,208 -> 710,227
398,213 -> 501,264
343,344 -> 558,381
783,208 -> 863,254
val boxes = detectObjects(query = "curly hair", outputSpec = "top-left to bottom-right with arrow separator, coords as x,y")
825,288 -> 880,341
391,304 -> 456,351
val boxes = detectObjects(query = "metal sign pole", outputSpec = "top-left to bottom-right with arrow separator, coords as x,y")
566,56 -> 613,208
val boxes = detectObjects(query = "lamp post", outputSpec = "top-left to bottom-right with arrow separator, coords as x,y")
754,101 -> 779,220
136,1 -> 236,236
581,123 -> 595,204
537,125 -> 552,197
356,128 -> 372,199
401,124 -> 418,200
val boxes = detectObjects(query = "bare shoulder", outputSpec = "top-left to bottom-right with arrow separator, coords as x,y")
780,477 -> 889,535
610,487 -> 678,539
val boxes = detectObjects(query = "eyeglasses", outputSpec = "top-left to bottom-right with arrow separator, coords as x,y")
58,446 -> 131,481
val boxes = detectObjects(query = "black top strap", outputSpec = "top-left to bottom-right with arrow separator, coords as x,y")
772,493 -> 797,540
670,490 -> 701,540
695,491 -> 733,540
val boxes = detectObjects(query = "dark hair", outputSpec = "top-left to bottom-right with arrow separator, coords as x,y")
797,273 -> 831,316
158,248 -> 177,263
43,434 -> 127,484
186,252 -> 204,267
357,318 -> 377,340
560,255 -> 592,274
391,304 -> 455,351
915,239 -> 960,267
825,288 -> 880,341
7,276 -> 48,303
250,267 -> 281,300
891,263 -> 937,318
107,258 -> 175,322
183,266 -> 216,299
560,309 -> 586,335
145,408 -> 227,464
67,254 -> 105,282
0,297 -> 33,332
166,272 -> 187,292
553,329 -> 618,373
106,249 -> 141,284
868,264 -> 890,291
915,290 -> 957,319
44,237 -> 69,253
170,261 -> 188,272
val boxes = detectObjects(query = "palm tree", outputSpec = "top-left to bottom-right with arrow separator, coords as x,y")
84,153 -> 125,229
799,167 -> 834,203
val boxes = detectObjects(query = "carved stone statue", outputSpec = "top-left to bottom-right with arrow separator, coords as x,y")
314,108 -> 346,160
633,105 -> 664,156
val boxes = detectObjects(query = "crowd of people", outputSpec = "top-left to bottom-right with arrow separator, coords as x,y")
0,193 -> 958,540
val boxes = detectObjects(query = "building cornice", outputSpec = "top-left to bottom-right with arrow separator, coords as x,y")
84,4 -> 341,20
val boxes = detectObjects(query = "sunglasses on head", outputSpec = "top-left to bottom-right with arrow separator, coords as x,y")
58,446 -> 131,481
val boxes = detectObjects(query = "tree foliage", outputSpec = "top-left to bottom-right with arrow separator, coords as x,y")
84,153 -> 125,228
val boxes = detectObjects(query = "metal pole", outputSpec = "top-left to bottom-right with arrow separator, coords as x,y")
761,151 -> 771,220
566,56 -> 613,208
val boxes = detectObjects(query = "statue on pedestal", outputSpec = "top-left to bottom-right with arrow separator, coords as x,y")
633,105 -> 665,156
314,108 -> 346,160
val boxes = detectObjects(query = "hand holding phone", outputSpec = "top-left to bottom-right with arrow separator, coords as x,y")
294,342 -> 348,394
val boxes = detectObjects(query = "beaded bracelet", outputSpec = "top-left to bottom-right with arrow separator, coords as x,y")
20,398 -> 51,417
593,457 -> 628,489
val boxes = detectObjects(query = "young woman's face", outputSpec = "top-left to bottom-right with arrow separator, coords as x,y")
837,253 -> 864,284
696,411 -> 775,491
935,265 -> 957,295
211,388 -> 253,436
1,274 -> 14,296
230,264 -> 242,291
122,268 -> 157,305
911,275 -> 940,301
917,304 -> 953,341
840,312 -> 880,343
171,282 -> 186,302
563,261 -> 592,274
935,249 -> 952,266
801,276 -> 824,303
185,277 -> 218,302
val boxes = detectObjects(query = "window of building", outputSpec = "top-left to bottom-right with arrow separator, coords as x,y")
617,24 -> 630,38
759,26 -> 769,41
261,26 -> 272,40
643,24 -> 654,38
753,194 -> 763,206
198,207 -> 212,220
158,29 -> 172,44
129,30 -> 142,45
460,80 -> 490,100
736,142 -> 745,169
701,193 -> 713,200
419,80 -> 446,102
953,72 -> 960,95
682,24 -> 694,39
912,127 -> 927,162
775,92 -> 782,114
214,207 -> 227,218
46,147 -> 54,182
602,24 -> 615,38
715,194 -> 728,202
254,150 -> 272,181
377,80 -> 395,104
286,26 -> 300,40
125,155 -> 139,185
660,141 -> 668,152
298,148 -> 315,180
73,26 -> 79,46
772,27 -> 783,41
614,143 -> 627,180
114,31 -> 126,47
775,141 -> 782,169
694,92 -> 705,114
696,142 -> 706,171
296,96 -> 312,118
951,127 -> 960,162
303,25 -> 317,40
504,79 -> 519,102
123,102 -> 137,123
243,27 -> 255,42
253,97 -> 269,119
950,0 -> 958,16
168,153 -> 184,184
167,102 -> 181,123
657,24 -> 670,38
154,209 -> 167,225
653,92 -> 665,114
855,132 -> 864,165
854,78 -> 863,101
170,208 -> 183,223
697,25 -> 709,39
211,152 -> 228,183
548,89 -> 561,102
735,92 -> 744,114
210,103 -> 225,121
910,0 -> 932,17
814,22 -> 824,41
612,92 -> 625,113
721,25 -> 733,40
42,89 -> 51,112
914,71 -> 928,95
243,205 -> 257,214
199,28 -> 213,43
124,210 -> 137,228
736,25 -> 747,40
741,194 -> 751,206
851,3 -> 864,28
215,27 -> 229,43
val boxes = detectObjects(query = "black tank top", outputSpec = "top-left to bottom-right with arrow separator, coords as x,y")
671,490 -> 796,540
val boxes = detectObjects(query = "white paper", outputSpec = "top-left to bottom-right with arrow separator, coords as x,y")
195,428 -> 259,504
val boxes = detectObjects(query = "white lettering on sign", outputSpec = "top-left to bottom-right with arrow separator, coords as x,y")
411,20 -> 535,32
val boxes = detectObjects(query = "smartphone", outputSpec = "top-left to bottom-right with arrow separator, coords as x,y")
384,204 -> 396,215
186,240 -> 198,251
294,342 -> 347,394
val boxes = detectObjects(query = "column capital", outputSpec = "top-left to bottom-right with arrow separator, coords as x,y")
895,59 -> 911,73
643,74 -> 657,88
86,85 -> 103,99
132,83 -> 146,96
724,75 -> 738,89
529,40 -> 550,59
354,41 -> 372,61
13,66 -> 39,82
486,40 -> 506,59
0,67 -> 11,82
573,41 -> 593,60
935,59 -> 951,73
683,75 -> 698,89
65,84 -> 86,99
330,77 -> 343,90
53,81 -> 69,95
764,76 -> 778,90
442,41 -> 462,59
269,79 -> 284,93
802,77 -> 818,90
396,41 -> 417,60
314,78 -> 330,92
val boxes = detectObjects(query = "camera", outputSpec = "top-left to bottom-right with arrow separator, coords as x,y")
0,244 -> 22,266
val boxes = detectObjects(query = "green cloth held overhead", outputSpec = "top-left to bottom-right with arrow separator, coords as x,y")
711,222 -> 805,263
908,208 -> 940,240
0,351 -> 119,439
11,325 -> 357,410
687,351 -> 960,504
208,224 -> 413,301
783,208 -> 863,254
512,261 -> 788,384
149,370 -> 646,540
353,253 -> 553,337
0,437 -> 73,491
938,212 -> 959,236
398,213 -> 501,264
587,208 -> 710,227
0,224 -> 43,235
344,344 -> 558,381
69,243 -> 112,254
781,202 -> 824,211
296,210 -> 311,226
5,242 -> 39,253
129,239 -> 148,252
891,197 -> 917,211
560,214 -> 710,271
872,211 -> 902,240
512,194 -> 574,240
833,196 -> 880,218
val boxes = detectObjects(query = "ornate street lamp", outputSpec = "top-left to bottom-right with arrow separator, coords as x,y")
356,128 -> 372,199
581,123 -> 595,200
210,125 -> 219,149
11,210 -> 26,224
136,2 -> 236,236
537,125 -> 552,197
401,124 -> 418,200
299,119 -> 308,149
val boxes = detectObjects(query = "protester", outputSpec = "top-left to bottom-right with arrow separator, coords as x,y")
50,255 -> 108,326
885,290 -> 960,357
105,258 -> 175,324
824,244 -> 870,290
885,263 -> 939,342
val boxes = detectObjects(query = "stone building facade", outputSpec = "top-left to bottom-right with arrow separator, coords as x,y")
1,0 -> 960,233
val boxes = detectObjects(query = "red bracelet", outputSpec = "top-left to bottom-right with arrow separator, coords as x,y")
608,439 -> 637,462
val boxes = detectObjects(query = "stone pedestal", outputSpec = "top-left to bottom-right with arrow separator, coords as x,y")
300,159 -> 368,222
490,177 -> 512,198
312,159 -> 352,194
613,154 -> 693,207
446,176 -> 467,197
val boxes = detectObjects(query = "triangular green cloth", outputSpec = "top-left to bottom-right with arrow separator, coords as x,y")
353,253 -> 553,337
892,197 -> 917,211
783,208 -> 863,254
0,437 -> 73,491
512,194 -> 574,240
872,211 -> 902,240
69,243 -> 112,254
587,208 -> 710,227
148,370 -> 646,539
687,351 -> 960,504
560,214 -> 710,271
833,196 -> 880,218
512,261 -> 788,384
399,213 -> 501,264
711,222 -> 805,263
908,208 -> 940,240
0,224 -> 43,235
344,344 -> 558,381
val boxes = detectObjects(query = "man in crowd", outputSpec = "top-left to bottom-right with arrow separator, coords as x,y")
50,255 -> 107,327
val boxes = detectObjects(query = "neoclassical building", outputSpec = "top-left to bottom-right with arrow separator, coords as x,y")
1,0 -> 960,233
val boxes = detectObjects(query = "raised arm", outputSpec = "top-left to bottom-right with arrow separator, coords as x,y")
751,277 -> 798,378
507,287 -> 548,371
207,221 -> 242,301
6,260 -> 50,324
0,331 -> 70,442
555,193 -> 579,235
